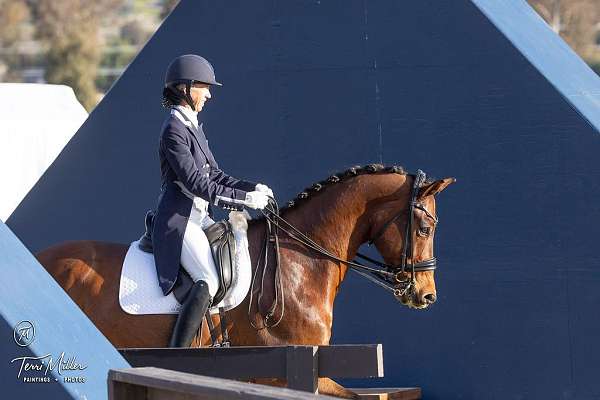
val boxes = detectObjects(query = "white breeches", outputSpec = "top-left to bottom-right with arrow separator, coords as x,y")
180,204 -> 219,298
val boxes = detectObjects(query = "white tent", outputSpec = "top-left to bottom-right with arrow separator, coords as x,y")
0,83 -> 88,222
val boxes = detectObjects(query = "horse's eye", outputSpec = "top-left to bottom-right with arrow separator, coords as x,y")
418,226 -> 431,237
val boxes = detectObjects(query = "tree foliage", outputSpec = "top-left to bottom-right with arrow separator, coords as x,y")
160,0 -> 180,20
528,0 -> 600,59
0,0 -> 30,81
31,0 -> 123,110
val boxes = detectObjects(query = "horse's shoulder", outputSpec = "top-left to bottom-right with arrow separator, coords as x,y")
37,240 -> 129,290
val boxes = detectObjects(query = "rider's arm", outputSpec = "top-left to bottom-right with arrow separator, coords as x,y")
161,128 -> 247,210
209,167 -> 257,192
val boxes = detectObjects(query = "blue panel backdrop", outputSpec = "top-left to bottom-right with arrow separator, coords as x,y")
7,1 -> 600,399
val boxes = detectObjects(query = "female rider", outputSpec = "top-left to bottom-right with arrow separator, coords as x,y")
153,54 -> 272,347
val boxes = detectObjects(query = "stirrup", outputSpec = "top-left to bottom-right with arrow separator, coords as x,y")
204,307 -> 231,347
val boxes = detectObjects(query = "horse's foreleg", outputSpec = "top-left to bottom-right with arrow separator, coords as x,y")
250,377 -> 358,398
318,377 -> 359,399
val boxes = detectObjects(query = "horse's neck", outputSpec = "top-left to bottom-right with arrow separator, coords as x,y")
287,174 -> 408,254
282,173 -> 410,280
243,174 -> 409,340
282,184 -> 369,261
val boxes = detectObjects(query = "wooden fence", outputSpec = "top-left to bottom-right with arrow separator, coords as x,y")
113,344 -> 421,399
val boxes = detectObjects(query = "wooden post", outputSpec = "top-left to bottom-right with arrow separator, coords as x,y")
285,346 -> 318,393
107,379 -> 147,400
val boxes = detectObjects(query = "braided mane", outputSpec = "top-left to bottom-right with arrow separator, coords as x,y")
284,163 -> 406,209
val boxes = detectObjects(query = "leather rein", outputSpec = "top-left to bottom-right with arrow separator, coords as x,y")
247,169 -> 437,330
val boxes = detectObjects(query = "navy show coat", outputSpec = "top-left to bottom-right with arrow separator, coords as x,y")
152,109 -> 256,295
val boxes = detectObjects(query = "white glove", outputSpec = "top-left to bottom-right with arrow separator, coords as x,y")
255,183 -> 274,198
244,191 -> 269,210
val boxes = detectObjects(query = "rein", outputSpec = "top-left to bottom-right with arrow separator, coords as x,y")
247,170 -> 437,330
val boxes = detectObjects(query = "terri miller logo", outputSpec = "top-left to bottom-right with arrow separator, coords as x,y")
10,320 -> 88,384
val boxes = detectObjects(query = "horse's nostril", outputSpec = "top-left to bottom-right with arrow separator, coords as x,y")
423,293 -> 437,304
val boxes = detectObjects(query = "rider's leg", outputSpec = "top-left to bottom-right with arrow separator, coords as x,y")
180,207 -> 220,297
168,280 -> 211,347
168,206 -> 219,348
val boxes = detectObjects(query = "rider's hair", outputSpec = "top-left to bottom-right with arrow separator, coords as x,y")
161,83 -> 187,109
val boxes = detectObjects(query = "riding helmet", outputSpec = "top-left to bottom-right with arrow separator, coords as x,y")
164,54 -> 222,87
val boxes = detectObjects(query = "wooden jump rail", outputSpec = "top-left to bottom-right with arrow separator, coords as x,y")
119,344 -> 382,393
108,367 -> 339,399
116,344 -> 421,399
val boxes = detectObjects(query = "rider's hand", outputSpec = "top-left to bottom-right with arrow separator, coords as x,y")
244,191 -> 269,210
255,183 -> 274,198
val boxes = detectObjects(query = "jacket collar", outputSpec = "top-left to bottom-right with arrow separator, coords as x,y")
171,106 -> 199,129
170,108 -> 211,160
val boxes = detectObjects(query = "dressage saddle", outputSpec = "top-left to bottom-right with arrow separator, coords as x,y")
138,210 -> 235,306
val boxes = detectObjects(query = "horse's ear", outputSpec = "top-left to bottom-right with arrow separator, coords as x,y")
418,177 -> 456,198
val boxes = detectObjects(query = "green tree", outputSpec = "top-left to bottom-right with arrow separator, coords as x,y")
32,0 -> 123,110
528,0 -> 600,58
121,19 -> 150,45
0,0 -> 30,81
160,0 -> 180,20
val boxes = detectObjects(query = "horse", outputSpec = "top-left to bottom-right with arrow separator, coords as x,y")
35,164 -> 454,398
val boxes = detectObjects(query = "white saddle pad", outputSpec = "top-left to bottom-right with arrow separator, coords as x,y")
119,211 -> 252,315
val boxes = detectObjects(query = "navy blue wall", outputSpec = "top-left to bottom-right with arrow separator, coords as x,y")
7,1 -> 600,398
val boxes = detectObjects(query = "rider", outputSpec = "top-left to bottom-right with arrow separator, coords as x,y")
152,54 -> 273,347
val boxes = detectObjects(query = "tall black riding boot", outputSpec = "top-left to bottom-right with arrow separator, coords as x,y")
169,280 -> 212,348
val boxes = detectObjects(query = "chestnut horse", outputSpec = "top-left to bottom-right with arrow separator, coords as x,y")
36,164 -> 454,398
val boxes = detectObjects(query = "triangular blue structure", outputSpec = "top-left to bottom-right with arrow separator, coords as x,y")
7,1 -> 600,398
474,0 -> 600,128
0,222 -> 130,398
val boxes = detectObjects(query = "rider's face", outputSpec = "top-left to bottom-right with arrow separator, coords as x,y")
189,83 -> 211,111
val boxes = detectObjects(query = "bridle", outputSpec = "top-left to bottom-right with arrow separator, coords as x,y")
358,169 -> 437,296
248,169 -> 438,329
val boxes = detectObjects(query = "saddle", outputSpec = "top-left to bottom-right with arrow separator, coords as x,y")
138,210 -> 235,307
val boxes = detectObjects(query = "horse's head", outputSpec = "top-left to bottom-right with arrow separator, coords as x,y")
369,174 -> 455,309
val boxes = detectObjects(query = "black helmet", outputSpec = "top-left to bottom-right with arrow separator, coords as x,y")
164,54 -> 222,87
162,54 -> 221,111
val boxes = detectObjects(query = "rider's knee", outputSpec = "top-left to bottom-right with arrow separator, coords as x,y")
189,280 -> 211,299
196,275 -> 219,298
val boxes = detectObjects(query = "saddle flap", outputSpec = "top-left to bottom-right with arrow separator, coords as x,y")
203,220 -> 227,243
206,221 -> 236,306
